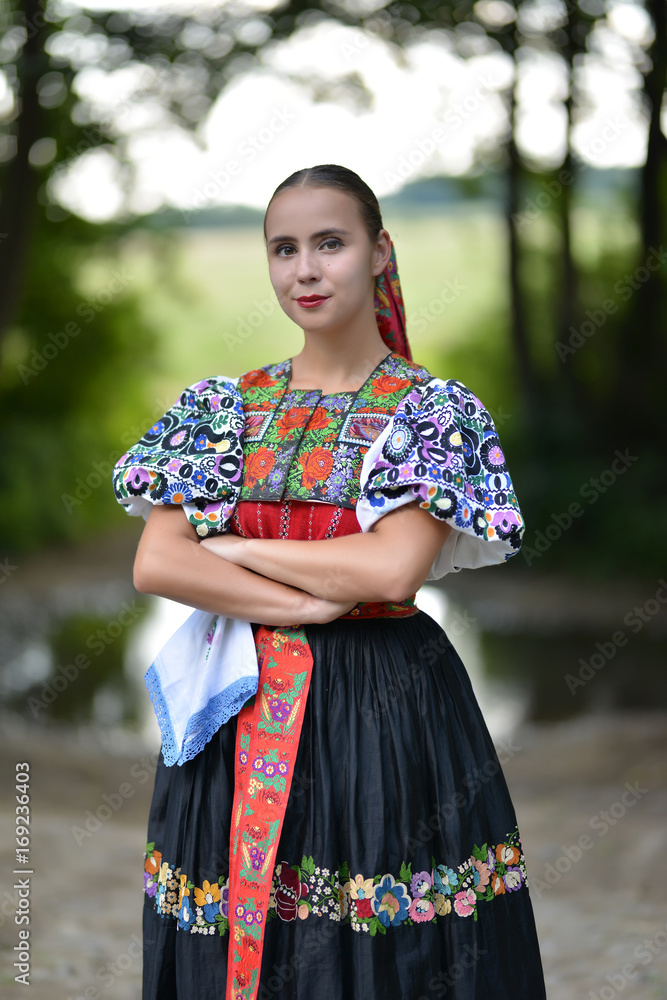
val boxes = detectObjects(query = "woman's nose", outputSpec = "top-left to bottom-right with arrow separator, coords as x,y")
295,250 -> 321,281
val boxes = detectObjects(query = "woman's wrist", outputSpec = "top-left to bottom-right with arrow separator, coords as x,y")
293,591 -> 324,625
297,592 -> 358,624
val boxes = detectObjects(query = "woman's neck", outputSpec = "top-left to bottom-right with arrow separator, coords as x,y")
288,338 -> 390,393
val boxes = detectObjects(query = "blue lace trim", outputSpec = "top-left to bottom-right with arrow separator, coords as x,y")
144,664 -> 258,767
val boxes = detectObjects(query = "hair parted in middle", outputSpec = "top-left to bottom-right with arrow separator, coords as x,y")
263,164 -> 385,246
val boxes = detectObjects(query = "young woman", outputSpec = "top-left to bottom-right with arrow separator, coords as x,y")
113,164 -> 547,1000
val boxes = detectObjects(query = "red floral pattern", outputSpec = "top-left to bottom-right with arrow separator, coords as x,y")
226,625 -> 315,1000
239,352 -> 431,508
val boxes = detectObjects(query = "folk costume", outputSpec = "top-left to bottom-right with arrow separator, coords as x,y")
112,242 -> 547,999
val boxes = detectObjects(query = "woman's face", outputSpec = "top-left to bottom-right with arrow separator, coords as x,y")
264,185 -> 390,335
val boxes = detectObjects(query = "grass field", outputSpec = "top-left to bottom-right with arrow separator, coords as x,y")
117,209 -> 506,402
115,201 -> 634,421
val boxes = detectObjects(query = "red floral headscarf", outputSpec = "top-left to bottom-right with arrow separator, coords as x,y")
374,239 -> 412,361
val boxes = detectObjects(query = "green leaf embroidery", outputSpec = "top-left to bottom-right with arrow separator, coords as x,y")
300,855 -> 316,878
472,843 -> 487,862
291,671 -> 307,696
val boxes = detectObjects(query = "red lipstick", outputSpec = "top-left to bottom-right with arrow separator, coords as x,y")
296,295 -> 329,308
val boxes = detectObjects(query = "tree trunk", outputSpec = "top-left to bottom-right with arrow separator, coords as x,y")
0,0 -> 48,348
506,31 -> 541,427
554,5 -> 597,438
613,0 -> 667,444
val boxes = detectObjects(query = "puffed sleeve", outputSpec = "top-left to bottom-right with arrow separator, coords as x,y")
356,377 -> 524,578
112,375 -> 245,537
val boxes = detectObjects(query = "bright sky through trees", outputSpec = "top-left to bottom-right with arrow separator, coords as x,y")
29,0 -> 658,220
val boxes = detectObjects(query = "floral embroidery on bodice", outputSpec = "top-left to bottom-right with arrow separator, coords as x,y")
237,352 -> 431,509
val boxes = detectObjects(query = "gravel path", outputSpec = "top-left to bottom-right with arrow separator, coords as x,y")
1,708 -> 665,999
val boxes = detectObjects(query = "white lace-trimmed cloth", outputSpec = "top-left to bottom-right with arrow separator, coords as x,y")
144,611 -> 259,766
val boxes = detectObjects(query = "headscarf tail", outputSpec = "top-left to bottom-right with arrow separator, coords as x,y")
374,239 -> 412,361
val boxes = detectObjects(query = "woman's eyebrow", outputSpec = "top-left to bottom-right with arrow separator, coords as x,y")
267,228 -> 352,246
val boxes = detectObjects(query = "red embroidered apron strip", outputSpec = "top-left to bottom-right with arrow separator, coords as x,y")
226,599 -> 420,999
226,625 -> 314,1000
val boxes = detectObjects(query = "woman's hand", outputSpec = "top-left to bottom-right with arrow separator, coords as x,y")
268,596 -> 358,628
302,595 -> 358,624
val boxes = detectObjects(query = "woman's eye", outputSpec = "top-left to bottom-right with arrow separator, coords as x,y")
273,238 -> 342,256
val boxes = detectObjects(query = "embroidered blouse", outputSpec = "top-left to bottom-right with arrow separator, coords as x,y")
111,351 -> 525,765
112,350 -> 524,576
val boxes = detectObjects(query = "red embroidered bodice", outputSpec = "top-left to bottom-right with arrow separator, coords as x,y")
230,498 -> 360,542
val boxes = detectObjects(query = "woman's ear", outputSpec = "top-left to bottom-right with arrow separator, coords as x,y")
372,228 -> 393,277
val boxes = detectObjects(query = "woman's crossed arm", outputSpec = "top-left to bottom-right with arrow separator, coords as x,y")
133,502 -> 452,623
133,505 -> 357,626
200,501 -> 452,604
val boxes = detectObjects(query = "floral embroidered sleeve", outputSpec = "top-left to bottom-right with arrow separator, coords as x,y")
111,376 -> 245,537
355,378 -> 525,578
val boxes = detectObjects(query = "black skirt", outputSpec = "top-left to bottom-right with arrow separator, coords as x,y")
142,610 -> 547,999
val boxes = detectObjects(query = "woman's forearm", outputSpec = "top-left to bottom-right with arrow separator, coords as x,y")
210,533 -> 411,604
134,530 -> 351,626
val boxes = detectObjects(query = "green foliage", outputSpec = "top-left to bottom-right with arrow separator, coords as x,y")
0,211 -> 166,553
467,189 -> 666,580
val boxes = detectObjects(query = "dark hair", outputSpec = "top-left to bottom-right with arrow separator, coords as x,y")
263,164 -> 384,245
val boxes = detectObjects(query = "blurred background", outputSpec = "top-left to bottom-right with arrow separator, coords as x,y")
0,0 -> 665,996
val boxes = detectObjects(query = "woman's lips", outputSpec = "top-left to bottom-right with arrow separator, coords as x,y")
296,296 -> 329,308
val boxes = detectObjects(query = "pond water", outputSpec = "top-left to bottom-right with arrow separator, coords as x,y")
2,582 -> 665,740
120,587 -> 530,746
